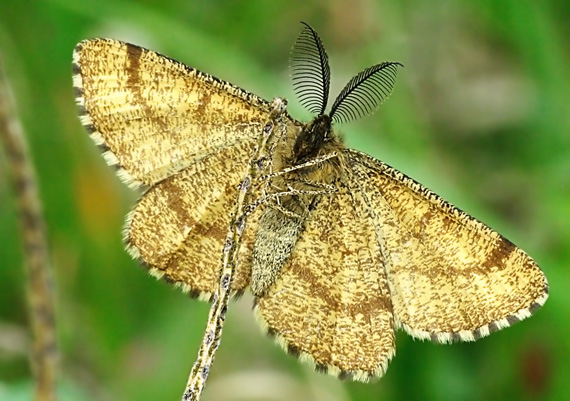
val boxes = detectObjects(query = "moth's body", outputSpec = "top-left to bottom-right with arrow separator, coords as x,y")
252,115 -> 344,295
73,26 -> 548,383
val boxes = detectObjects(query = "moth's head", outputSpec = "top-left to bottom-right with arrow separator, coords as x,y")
292,114 -> 332,163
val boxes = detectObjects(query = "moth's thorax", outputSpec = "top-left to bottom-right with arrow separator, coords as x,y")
271,114 -> 342,174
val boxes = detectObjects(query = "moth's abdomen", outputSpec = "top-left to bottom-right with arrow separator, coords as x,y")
252,200 -> 307,295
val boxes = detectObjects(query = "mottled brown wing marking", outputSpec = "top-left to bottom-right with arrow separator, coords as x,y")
347,149 -> 548,343
122,44 -> 171,135
125,142 -> 256,299
72,38 -> 272,188
73,38 -> 301,297
254,186 -> 395,382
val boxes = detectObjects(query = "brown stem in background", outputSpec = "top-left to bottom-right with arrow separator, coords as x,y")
182,98 -> 288,401
0,51 -> 58,401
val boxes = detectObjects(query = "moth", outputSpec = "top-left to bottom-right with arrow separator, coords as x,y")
73,22 -> 548,381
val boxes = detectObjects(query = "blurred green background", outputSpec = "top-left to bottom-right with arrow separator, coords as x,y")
0,0 -> 568,400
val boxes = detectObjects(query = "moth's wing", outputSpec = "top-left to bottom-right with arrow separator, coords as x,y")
254,184 -> 396,382
125,141 -> 258,299
346,149 -> 548,343
73,38 -> 271,188
73,39 -> 273,297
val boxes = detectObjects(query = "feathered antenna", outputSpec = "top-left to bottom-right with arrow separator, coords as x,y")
329,62 -> 403,124
290,22 -> 331,116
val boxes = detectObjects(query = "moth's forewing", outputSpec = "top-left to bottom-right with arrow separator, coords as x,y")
73,39 -> 289,296
254,146 -> 548,382
73,38 -> 272,188
347,149 -> 548,343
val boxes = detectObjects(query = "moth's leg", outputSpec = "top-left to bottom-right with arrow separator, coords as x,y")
268,202 -> 304,219
245,192 -> 303,219
259,151 -> 339,181
295,177 -> 338,192
277,188 -> 336,197
243,194 -> 303,219
259,165 -> 338,203
247,186 -> 335,215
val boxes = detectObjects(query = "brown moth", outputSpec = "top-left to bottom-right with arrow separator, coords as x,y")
72,22 -> 548,382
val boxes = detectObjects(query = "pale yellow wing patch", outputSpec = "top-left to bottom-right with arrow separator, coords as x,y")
73,39 -> 271,188
254,188 -> 395,382
347,149 -> 548,342
125,142 -> 256,299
